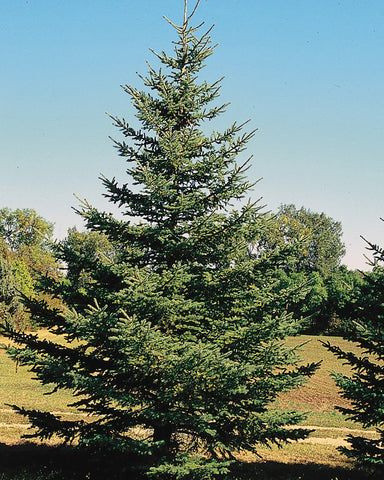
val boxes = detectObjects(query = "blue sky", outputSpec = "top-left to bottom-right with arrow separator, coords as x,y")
1,0 -> 383,269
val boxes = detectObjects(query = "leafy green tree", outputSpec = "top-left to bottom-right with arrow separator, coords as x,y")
0,207 -> 58,285
262,204 -> 345,276
0,256 -> 27,328
320,266 -> 364,334
10,257 -> 34,298
259,205 -> 347,333
0,256 -> 16,311
0,208 -> 59,329
3,3 -> 318,478
0,208 -> 53,251
323,239 -> 384,469
295,267 -> 363,335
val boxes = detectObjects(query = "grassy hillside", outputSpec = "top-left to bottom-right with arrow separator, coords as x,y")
248,335 -> 378,472
279,335 -> 361,427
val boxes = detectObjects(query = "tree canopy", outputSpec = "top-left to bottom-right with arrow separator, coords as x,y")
261,204 -> 345,276
0,207 -> 53,251
0,208 -> 58,329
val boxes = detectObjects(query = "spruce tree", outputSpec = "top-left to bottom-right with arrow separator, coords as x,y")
2,2 -> 317,478
323,237 -> 384,469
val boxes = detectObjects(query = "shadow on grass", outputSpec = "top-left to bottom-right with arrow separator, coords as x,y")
0,442 -> 142,480
0,443 -> 378,480
232,459 -> 377,480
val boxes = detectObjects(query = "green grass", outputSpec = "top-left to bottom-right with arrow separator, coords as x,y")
278,335 -> 364,424
0,331 -> 84,444
1,342 -> 78,412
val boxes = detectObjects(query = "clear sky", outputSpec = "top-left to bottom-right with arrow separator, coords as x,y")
1,0 -> 383,270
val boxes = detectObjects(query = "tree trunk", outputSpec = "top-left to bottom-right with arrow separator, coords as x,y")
153,423 -> 173,459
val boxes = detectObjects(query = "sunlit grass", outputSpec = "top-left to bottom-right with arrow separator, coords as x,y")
239,442 -> 353,468
0,337 -> 78,414
278,335 -> 364,423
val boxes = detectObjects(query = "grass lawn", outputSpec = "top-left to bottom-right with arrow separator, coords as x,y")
253,335 -> 375,471
0,332 -> 375,479
0,331 -> 81,437
278,335 -> 364,428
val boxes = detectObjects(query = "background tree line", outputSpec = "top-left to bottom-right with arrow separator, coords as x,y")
258,203 -> 364,335
0,203 -> 366,336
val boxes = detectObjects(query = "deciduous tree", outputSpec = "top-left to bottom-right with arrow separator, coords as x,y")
261,204 -> 345,276
0,208 -> 59,328
0,208 -> 53,251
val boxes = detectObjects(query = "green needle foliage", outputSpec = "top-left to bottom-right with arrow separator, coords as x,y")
323,237 -> 384,470
2,2 -> 318,478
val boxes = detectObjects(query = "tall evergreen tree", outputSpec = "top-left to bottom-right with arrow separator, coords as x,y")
2,3 -> 317,478
323,237 -> 384,469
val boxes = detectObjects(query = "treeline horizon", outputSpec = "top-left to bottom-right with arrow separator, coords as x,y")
0,203 -> 371,336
